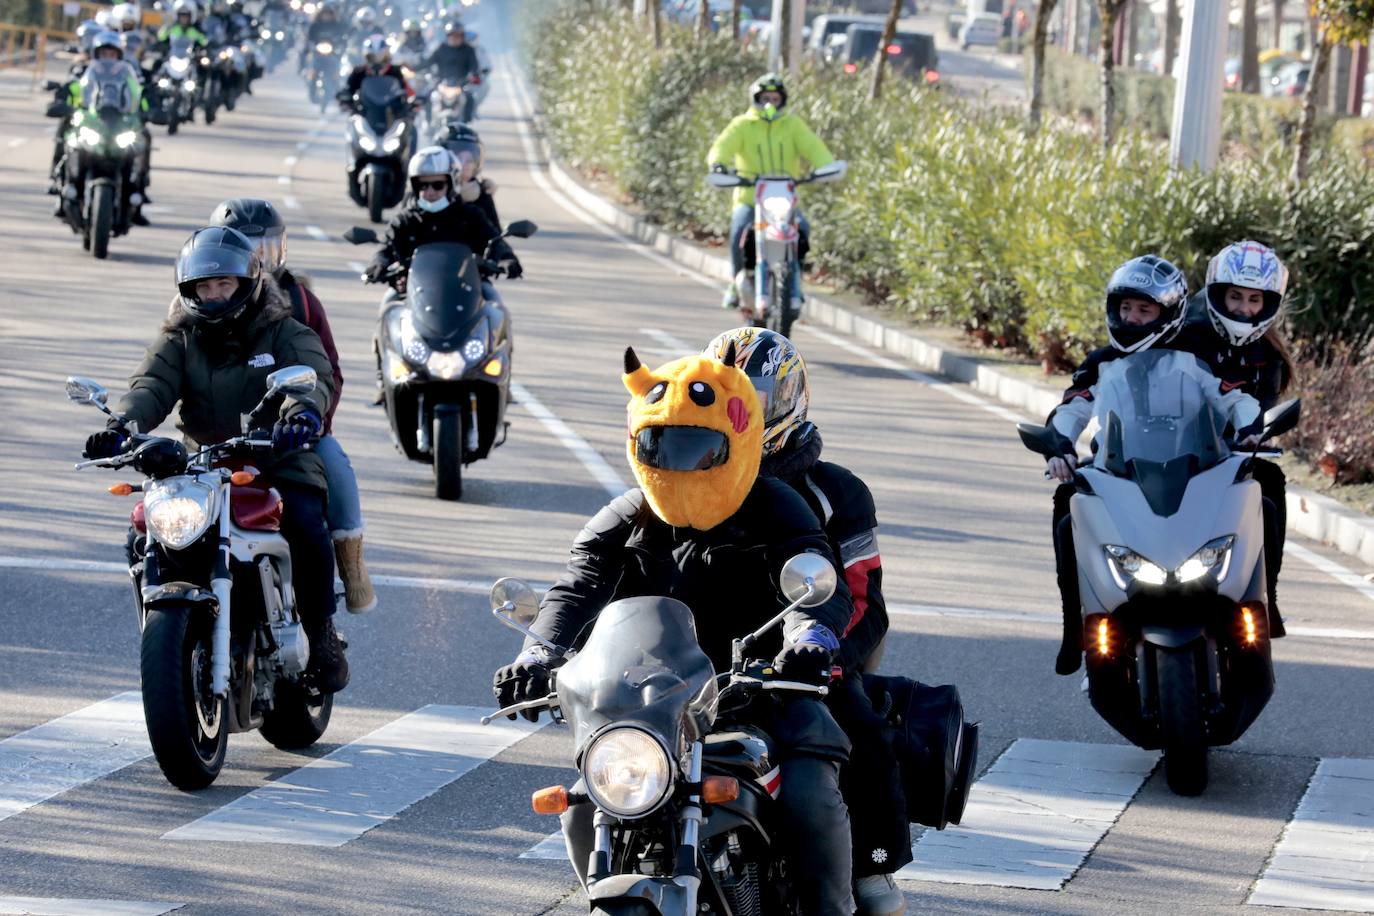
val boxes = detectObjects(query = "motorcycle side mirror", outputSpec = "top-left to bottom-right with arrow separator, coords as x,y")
65,376 -> 109,407
706,171 -> 743,188
343,226 -> 378,245
45,79 -> 64,91
1262,398 -> 1301,439
490,577 -> 539,625
778,553 -> 837,608
809,159 -> 848,183
266,365 -> 317,397
503,219 -> 537,239
1016,422 -> 1059,459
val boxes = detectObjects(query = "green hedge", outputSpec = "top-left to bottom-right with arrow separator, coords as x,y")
525,4 -> 1374,365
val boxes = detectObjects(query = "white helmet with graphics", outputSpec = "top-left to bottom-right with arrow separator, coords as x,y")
1204,240 -> 1288,347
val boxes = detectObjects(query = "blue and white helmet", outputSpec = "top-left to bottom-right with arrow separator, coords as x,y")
1205,240 -> 1288,347
1104,254 -> 1189,353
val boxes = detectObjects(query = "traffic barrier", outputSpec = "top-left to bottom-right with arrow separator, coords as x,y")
0,26 -> 47,89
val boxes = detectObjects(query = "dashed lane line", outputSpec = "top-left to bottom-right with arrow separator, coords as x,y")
305,224 -> 328,241
7,137 -> 29,149
509,381 -> 627,499
0,897 -> 183,915
282,195 -> 300,210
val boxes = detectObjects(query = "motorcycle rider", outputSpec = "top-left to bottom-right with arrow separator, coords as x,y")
46,20 -> 100,193
438,122 -> 498,226
423,21 -> 478,118
395,18 -> 427,55
707,72 -> 835,317
351,5 -> 378,45
301,0 -> 348,73
342,33 -> 411,98
208,198 -> 377,614
111,2 -> 141,33
155,0 -> 209,50
81,226 -> 350,693
50,30 -> 153,226
494,345 -> 858,916
1043,255 -> 1265,675
462,28 -> 490,115
1175,241 -> 1295,637
705,328 -> 906,916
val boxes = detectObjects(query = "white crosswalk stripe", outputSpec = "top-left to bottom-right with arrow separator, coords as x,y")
163,705 -> 537,846
1249,757 -> 1374,912
0,897 -> 182,915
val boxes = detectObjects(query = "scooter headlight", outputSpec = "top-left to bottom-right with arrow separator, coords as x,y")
388,310 -> 431,365
115,130 -> 138,149
1175,536 -> 1235,583
583,727 -> 672,818
425,350 -> 464,379
382,120 -> 406,152
358,134 -> 377,152
315,41 -> 333,54
79,125 -> 103,146
157,77 -> 172,88
462,336 -> 486,363
260,27 -> 272,38
275,30 -> 285,40
144,477 -> 215,550
184,79 -> 197,90
1104,545 -> 1167,588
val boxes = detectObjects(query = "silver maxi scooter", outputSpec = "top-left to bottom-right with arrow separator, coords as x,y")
1018,349 -> 1300,796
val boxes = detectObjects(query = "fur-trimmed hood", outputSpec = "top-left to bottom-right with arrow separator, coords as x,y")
162,276 -> 293,333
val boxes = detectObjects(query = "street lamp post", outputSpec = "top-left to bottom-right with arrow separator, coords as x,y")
1168,0 -> 1228,171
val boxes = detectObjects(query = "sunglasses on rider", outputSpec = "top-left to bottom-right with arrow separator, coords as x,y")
415,179 -> 448,191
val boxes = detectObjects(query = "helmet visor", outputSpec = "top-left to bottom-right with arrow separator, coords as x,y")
634,426 -> 730,471
176,240 -> 257,287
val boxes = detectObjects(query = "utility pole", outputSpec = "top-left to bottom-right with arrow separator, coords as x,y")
768,0 -> 784,69
788,0 -> 804,77
1168,0 -> 1227,170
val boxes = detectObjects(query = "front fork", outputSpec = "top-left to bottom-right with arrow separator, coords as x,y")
210,483 -> 232,697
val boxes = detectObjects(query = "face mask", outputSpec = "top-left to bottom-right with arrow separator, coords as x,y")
761,102 -> 778,121
416,195 -> 450,213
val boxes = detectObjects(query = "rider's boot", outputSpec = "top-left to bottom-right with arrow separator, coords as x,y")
306,616 -> 350,693
334,534 -> 376,613
855,874 -> 906,916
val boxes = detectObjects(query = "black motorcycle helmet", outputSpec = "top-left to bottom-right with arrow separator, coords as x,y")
208,197 -> 287,275
175,226 -> 264,325
440,122 -> 483,173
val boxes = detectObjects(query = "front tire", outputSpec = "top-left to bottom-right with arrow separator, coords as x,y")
367,175 -> 385,224
433,410 -> 463,500
167,111 -> 179,135
89,183 -> 112,259
259,677 -> 332,749
141,606 -> 228,790
1157,648 -> 1208,796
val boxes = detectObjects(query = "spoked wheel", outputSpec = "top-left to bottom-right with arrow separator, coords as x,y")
1157,647 -> 1209,796
141,605 -> 228,790
433,410 -> 463,500
259,677 -> 332,750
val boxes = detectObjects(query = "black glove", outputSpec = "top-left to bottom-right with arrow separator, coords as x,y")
84,428 -> 127,459
272,410 -> 321,455
773,625 -> 839,685
364,261 -> 388,283
492,652 -> 552,722
501,258 -> 522,280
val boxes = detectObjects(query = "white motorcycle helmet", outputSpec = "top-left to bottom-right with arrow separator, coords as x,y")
1204,240 -> 1289,348
171,0 -> 197,21
94,8 -> 116,29
361,33 -> 389,65
353,6 -> 377,31
112,2 -> 141,31
407,146 -> 458,213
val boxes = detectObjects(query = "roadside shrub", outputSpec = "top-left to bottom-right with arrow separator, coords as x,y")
1289,345 -> 1374,483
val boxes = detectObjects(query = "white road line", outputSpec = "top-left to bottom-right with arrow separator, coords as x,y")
520,831 -> 568,860
7,137 -> 29,149
1249,757 -> 1374,911
276,175 -> 291,186
305,225 -> 328,241
898,738 -> 1157,890
0,693 -> 150,823
283,195 -> 301,210
1287,542 -> 1374,605
0,556 -> 125,574
283,155 -> 298,167
640,328 -> 693,352
163,705 -> 536,846
510,381 -> 627,499
296,140 -> 309,151
0,898 -> 182,915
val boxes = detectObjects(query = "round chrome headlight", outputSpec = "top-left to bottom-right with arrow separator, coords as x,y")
583,727 -> 672,818
144,477 -> 215,549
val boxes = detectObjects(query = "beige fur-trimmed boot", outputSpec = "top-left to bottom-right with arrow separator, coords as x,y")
334,534 -> 376,613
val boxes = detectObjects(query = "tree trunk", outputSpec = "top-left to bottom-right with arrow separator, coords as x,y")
1271,0 -> 1285,51
731,0 -> 741,41
869,0 -> 903,100
1289,30 -> 1331,187
1241,0 -> 1260,91
698,0 -> 711,37
1098,0 -> 1124,148
1027,0 -> 1061,130
1163,0 -> 1179,75
1125,0 -> 1138,69
651,0 -> 662,47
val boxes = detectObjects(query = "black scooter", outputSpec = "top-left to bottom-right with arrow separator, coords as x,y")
344,220 -> 536,500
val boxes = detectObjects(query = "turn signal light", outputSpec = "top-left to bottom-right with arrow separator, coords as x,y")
532,785 -> 569,815
483,357 -> 503,377
230,470 -> 257,485
1096,619 -> 1111,657
702,776 -> 739,804
1241,605 -> 1260,645
108,483 -> 134,496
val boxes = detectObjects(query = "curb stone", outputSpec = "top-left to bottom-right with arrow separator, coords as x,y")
524,100 -> 1374,571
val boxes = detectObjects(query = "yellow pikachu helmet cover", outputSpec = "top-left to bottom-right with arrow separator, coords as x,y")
622,343 -> 764,530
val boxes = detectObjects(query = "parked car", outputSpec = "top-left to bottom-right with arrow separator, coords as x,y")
807,13 -> 885,57
837,25 -> 939,85
1265,60 -> 1310,98
959,12 -> 1000,49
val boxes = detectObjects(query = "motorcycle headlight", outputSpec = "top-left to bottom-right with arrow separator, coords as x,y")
583,727 -> 672,818
200,56 -> 211,66
389,310 -> 430,365
1175,536 -> 1235,584
275,30 -> 285,39
79,125 -> 103,146
260,27 -> 271,38
382,135 -> 402,152
158,77 -> 172,87
115,130 -> 138,149
219,48 -> 233,59
315,41 -> 332,54
184,79 -> 197,90
358,134 -> 377,152
462,335 -> 486,363
144,477 -> 216,550
425,350 -> 464,379
761,195 -> 793,222
1104,545 -> 1168,588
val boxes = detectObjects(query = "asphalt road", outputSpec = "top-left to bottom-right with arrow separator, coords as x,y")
1,3 -> 1372,914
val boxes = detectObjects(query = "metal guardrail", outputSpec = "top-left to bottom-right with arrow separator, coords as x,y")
0,26 -> 47,88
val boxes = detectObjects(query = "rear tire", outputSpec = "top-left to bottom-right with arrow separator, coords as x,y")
90,183 -> 112,260
1157,648 -> 1209,796
433,410 -> 463,501
259,677 -> 332,749
367,176 -> 385,224
141,606 -> 228,790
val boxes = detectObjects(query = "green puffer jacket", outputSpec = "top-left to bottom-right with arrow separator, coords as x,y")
706,107 -> 835,208
115,281 -> 337,492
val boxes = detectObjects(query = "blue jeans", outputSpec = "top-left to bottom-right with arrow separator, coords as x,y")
728,203 -> 809,301
316,434 -> 364,537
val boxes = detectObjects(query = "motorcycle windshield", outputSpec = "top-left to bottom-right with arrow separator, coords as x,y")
81,61 -> 135,114
556,597 -> 718,759
1091,349 -> 1231,516
169,37 -> 195,56
405,243 -> 484,347
359,75 -> 404,132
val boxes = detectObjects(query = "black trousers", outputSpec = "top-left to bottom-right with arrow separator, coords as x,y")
277,483 -> 336,629
829,674 -> 911,878
1052,483 -> 1078,620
